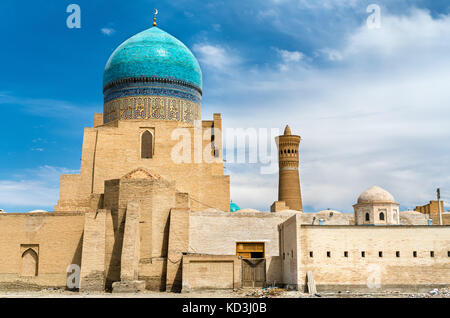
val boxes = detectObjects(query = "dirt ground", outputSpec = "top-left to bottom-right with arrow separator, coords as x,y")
1,287 -> 449,298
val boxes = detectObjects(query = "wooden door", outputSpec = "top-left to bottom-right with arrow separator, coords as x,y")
242,259 -> 266,288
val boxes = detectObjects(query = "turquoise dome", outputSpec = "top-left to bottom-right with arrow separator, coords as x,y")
103,27 -> 202,91
230,202 -> 241,212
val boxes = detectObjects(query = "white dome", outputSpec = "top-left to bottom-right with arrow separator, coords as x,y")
202,208 -> 224,213
316,210 -> 342,215
357,186 -> 395,204
400,210 -> 422,215
238,208 -> 261,213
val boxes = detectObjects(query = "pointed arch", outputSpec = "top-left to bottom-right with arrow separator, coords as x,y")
141,130 -> 154,159
21,248 -> 38,277
379,212 -> 385,221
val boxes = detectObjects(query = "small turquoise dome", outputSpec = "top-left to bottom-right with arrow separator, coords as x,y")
230,202 -> 241,212
103,27 -> 202,91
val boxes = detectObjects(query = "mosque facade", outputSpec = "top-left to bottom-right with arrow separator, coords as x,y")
0,24 -> 449,293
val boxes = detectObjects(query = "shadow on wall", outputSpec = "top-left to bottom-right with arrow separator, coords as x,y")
66,232 -> 84,291
266,256 -> 282,287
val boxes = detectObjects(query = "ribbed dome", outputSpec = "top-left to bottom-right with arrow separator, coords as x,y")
103,27 -> 202,91
357,186 -> 395,204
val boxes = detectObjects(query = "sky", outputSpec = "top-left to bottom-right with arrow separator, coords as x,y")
0,0 -> 450,212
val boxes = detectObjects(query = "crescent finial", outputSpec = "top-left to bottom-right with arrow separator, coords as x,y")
153,9 -> 158,27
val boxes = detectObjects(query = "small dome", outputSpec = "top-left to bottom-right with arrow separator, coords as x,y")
357,186 -> 395,204
400,210 -> 422,215
230,202 -> 241,212
317,210 -> 342,215
28,210 -> 48,213
104,27 -> 202,90
238,208 -> 261,213
202,208 -> 224,213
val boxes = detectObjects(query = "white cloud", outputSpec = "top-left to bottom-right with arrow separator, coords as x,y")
318,48 -> 343,61
203,9 -> 450,212
0,166 -> 79,212
275,48 -> 305,71
0,92 -> 96,118
276,48 -> 304,63
101,27 -> 115,36
193,44 -> 240,72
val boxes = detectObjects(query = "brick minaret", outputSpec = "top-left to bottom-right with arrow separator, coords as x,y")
276,125 -> 303,211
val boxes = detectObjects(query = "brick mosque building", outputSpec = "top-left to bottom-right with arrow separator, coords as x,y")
0,22 -> 449,293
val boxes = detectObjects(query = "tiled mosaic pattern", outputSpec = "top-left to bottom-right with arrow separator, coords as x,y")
104,80 -> 202,104
103,95 -> 201,124
103,27 -> 202,91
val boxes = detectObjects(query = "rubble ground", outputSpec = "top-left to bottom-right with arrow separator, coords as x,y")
1,287 -> 449,298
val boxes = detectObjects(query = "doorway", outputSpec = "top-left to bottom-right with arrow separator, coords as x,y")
236,242 -> 266,287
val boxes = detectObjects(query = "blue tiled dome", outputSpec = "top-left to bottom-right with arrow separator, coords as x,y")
103,27 -> 202,91
230,202 -> 241,212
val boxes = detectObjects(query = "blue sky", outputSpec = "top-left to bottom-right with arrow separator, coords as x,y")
1,0 -> 450,212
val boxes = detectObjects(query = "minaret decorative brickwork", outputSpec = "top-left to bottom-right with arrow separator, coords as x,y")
276,125 -> 303,211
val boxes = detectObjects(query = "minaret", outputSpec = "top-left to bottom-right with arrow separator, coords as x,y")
276,125 -> 303,211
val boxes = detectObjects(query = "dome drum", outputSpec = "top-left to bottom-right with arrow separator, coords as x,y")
102,27 -> 203,124
103,79 -> 202,105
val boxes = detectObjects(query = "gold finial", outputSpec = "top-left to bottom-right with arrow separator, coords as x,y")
153,9 -> 158,27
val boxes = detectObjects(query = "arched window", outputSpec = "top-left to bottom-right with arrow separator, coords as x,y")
365,213 -> 370,221
379,212 -> 385,221
21,249 -> 38,277
141,131 -> 153,159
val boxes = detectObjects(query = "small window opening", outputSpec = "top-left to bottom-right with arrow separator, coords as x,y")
141,131 -> 153,159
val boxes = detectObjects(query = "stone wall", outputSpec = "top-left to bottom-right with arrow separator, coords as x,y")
55,117 -> 230,213
80,210 -> 108,291
102,172 -> 179,291
166,208 -> 190,292
0,213 -> 84,290
295,224 -> 450,292
279,214 -> 300,287
188,210 -> 296,284
182,255 -> 241,292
